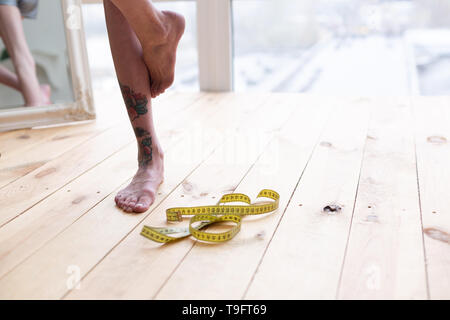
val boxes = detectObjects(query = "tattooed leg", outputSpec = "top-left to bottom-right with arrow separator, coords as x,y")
119,83 -> 148,121
105,0 -> 164,213
134,127 -> 153,167
109,0 -> 185,98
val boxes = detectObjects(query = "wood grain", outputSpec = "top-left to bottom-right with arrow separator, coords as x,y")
0,93 -> 448,299
0,93 -> 268,299
155,96 -> 332,300
413,96 -> 450,299
338,98 -> 427,299
65,93 -> 301,299
244,97 -> 370,299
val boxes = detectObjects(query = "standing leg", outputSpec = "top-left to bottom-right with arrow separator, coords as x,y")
0,22 -> 20,90
0,64 -> 20,90
0,5 -> 49,106
104,0 -> 164,213
109,0 -> 185,98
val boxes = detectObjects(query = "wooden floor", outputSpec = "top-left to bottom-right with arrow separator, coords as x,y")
0,92 -> 449,300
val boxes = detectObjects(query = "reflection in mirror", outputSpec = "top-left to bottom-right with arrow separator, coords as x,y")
0,0 -> 74,109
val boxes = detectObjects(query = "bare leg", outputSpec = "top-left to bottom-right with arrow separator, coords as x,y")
0,5 -> 49,106
0,64 -> 20,90
0,64 -> 51,103
110,0 -> 185,98
104,0 -> 164,213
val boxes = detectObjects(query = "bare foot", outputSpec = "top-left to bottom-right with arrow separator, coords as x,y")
40,84 -> 52,104
24,84 -> 52,106
115,152 -> 164,213
142,11 -> 185,98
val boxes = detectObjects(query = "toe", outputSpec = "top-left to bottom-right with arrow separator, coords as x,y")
134,194 -> 154,213
123,197 -> 134,210
160,73 -> 174,93
123,203 -> 133,212
118,200 -> 127,210
152,82 -> 161,98
149,76 -> 155,98
159,81 -> 168,95
154,84 -> 162,97
163,81 -> 174,93
128,196 -> 137,210
115,194 -> 123,204
118,195 -> 130,210
150,81 -> 157,98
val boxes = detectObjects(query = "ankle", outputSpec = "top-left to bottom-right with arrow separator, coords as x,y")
138,144 -> 164,169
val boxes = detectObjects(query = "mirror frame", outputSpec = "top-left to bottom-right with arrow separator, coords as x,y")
0,0 -> 94,132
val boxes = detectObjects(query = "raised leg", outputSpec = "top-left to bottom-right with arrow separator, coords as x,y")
109,0 -> 185,98
104,0 -> 164,213
0,64 -> 20,90
0,63 -> 51,103
0,5 -> 49,106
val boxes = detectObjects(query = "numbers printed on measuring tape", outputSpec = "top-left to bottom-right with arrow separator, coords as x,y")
140,189 -> 279,244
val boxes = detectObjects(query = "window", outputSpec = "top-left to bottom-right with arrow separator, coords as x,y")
232,0 -> 450,95
82,0 -> 450,96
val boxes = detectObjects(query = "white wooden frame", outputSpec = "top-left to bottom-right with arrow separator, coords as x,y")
151,0 -> 234,91
197,0 -> 233,91
159,0 -> 234,91
0,0 -> 94,132
83,0 -> 233,92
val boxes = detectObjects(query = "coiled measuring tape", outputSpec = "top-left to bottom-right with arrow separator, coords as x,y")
141,189 -> 279,243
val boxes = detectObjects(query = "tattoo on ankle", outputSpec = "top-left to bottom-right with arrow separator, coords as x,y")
119,82 -> 148,121
134,127 -> 149,138
135,127 -> 153,167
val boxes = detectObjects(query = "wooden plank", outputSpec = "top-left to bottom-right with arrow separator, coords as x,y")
154,98 -> 332,300
244,97 -> 370,299
64,93 -> 303,300
0,93 -> 270,299
338,98 -> 427,299
0,162 -> 44,190
0,93 -> 222,279
413,96 -> 450,299
0,91 -> 126,187
0,93 -> 203,228
0,124 -> 96,156
0,125 -> 131,227
0,144 -> 136,278
0,123 -> 106,188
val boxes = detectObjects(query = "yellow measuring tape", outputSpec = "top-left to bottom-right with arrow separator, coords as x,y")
141,189 -> 279,243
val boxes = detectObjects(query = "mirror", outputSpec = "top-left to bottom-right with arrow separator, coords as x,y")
0,0 -> 94,131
